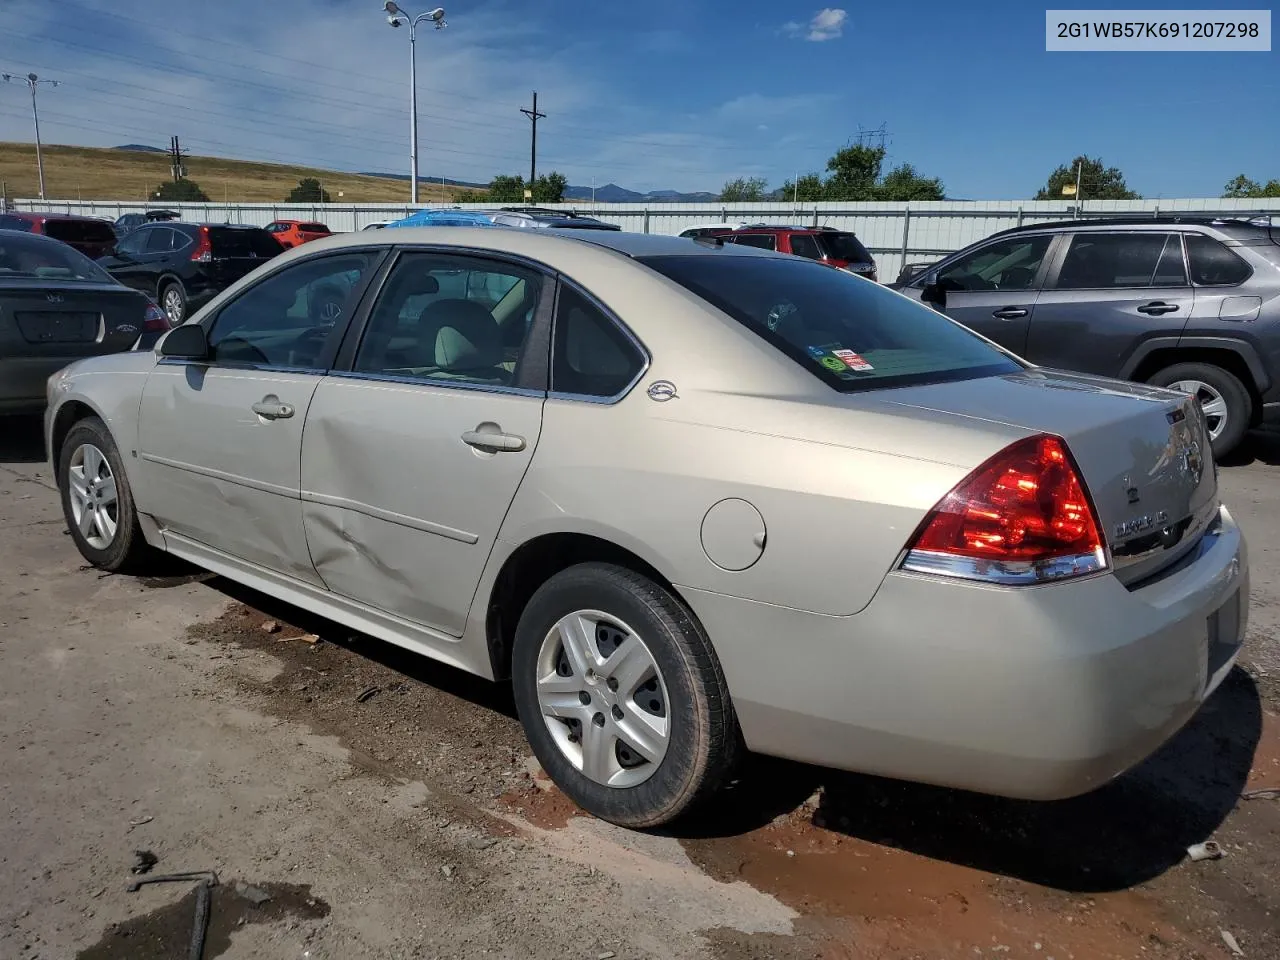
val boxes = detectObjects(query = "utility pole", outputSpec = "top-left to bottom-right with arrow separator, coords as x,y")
169,135 -> 187,183
1074,158 -> 1084,211
520,91 -> 546,198
4,73 -> 59,200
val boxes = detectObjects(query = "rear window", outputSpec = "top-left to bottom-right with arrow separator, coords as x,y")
816,232 -> 872,263
0,232 -> 114,282
639,255 -> 1020,392
299,222 -> 330,233
209,227 -> 284,259
1186,233 -> 1252,286
0,215 -> 36,233
42,218 -> 116,244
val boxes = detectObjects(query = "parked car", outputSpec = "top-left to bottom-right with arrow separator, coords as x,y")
0,212 -> 118,260
47,228 -> 1245,829
711,225 -> 878,281
677,222 -> 751,239
97,221 -> 284,325
114,210 -> 181,236
388,206 -> 621,231
893,216 -> 1280,458
896,260 -> 937,284
266,219 -> 332,248
362,220 -> 396,231
0,231 -> 168,413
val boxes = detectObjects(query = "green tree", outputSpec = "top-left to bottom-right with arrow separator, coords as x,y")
487,174 -> 526,203
286,177 -> 331,203
778,172 -> 826,202
824,144 -> 884,201
154,178 -> 209,202
720,176 -> 768,201
1223,174 -> 1280,198
877,162 -> 945,202
1034,155 -> 1139,200
454,189 -> 485,203
532,171 -> 568,203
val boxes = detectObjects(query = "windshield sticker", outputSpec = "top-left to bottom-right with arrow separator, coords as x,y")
805,345 -> 828,359
832,349 -> 874,372
819,355 -> 846,373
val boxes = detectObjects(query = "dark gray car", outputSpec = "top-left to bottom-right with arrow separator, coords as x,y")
892,217 -> 1280,457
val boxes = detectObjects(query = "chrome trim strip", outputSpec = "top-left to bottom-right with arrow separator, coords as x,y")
323,369 -> 545,399
156,357 -> 325,376
139,452 -> 297,499
900,548 -> 1107,586
300,490 -> 479,544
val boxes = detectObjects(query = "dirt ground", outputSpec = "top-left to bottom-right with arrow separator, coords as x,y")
2,414 -> 1278,960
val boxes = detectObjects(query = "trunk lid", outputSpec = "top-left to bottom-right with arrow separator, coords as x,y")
207,227 -> 283,284
0,280 -> 152,360
870,368 -> 1218,586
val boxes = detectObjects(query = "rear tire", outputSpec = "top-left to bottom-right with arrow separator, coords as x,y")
160,280 -> 187,325
1146,362 -> 1251,459
58,418 -> 154,573
511,562 -> 741,828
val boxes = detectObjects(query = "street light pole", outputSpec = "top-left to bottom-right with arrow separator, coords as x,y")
4,73 -> 59,200
383,3 -> 446,206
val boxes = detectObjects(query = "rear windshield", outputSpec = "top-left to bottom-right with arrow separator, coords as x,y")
639,255 -> 1021,392
42,218 -> 116,244
817,232 -> 872,263
0,215 -> 36,233
209,227 -> 284,258
0,231 -> 114,282
299,222 -> 330,233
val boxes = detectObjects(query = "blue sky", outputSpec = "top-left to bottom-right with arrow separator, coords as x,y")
0,0 -> 1276,197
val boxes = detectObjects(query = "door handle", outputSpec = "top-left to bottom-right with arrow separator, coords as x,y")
462,429 -> 526,453
1137,301 -> 1180,316
251,396 -> 295,420
991,307 -> 1029,320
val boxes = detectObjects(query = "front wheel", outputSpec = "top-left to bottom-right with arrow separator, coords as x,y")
511,563 -> 741,828
1147,362 -> 1251,459
58,418 -> 154,573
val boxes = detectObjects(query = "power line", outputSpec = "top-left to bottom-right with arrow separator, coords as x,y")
2,72 -> 58,198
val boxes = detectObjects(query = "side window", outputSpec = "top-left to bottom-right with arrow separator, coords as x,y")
1186,234 -> 1252,286
552,285 -> 644,399
353,252 -> 543,387
729,234 -> 777,251
1151,234 -> 1187,286
936,235 -> 1052,292
144,228 -> 174,254
208,253 -> 378,368
116,229 -> 147,255
1054,233 -> 1185,290
788,234 -> 823,260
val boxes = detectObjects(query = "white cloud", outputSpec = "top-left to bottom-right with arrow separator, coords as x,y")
783,8 -> 848,42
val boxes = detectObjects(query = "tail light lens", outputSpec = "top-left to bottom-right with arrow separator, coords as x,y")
901,434 -> 1107,585
190,226 -> 212,262
143,299 -> 171,332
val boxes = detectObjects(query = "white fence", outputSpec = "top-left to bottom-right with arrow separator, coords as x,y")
13,196 -> 1280,282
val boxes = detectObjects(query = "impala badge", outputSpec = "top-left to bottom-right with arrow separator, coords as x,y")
647,380 -> 678,402
1114,510 -> 1169,539
46,293 -> 64,303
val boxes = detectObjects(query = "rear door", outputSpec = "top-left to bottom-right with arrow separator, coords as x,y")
135,250 -> 384,581
929,233 -> 1056,355
1026,232 -> 1195,377
300,249 -> 551,637
101,226 -> 163,293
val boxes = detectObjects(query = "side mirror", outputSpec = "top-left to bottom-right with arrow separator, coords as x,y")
159,323 -> 209,361
920,278 -> 947,311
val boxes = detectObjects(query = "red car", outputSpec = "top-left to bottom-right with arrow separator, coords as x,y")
709,225 -> 878,281
265,219 -> 332,248
0,212 -> 118,260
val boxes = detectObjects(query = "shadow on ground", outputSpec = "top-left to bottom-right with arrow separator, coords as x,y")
1220,428 -> 1280,468
0,414 -> 46,464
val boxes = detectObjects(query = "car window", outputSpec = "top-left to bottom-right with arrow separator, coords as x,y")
353,252 -> 542,387
144,228 -> 174,254
1054,233 -> 1188,290
208,253 -> 378,368
788,234 -> 823,260
1151,234 -> 1188,286
551,285 -> 645,399
936,235 -> 1052,292
640,254 -> 1020,393
0,231 -> 115,282
728,234 -> 777,251
117,229 -> 148,255
1186,233 -> 1252,286
817,232 -> 872,263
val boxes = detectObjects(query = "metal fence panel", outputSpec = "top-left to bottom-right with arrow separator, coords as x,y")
13,196 -> 1280,282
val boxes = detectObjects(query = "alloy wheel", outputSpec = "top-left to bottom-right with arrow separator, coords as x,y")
1169,379 -> 1228,441
535,609 -> 671,788
163,287 -> 185,324
67,443 -> 119,550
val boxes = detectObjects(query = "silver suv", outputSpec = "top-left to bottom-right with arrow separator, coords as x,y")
893,216 -> 1280,457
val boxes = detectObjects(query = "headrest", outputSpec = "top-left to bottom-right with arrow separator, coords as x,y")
565,305 -> 630,375
422,299 -> 503,371
389,272 -> 440,299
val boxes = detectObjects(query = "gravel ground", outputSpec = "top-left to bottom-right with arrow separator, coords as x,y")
1,414 -> 1277,960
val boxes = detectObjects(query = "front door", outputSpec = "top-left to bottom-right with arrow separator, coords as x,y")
1025,232 -> 1195,377
135,250 -> 383,581
100,226 -> 160,294
300,249 -> 550,637
930,233 -> 1056,356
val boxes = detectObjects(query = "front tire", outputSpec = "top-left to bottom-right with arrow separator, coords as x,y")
58,418 -> 153,573
1147,362 -> 1251,459
512,563 -> 741,828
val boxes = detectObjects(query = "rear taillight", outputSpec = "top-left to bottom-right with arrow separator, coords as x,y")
190,226 -> 212,262
901,434 -> 1107,585
143,300 -> 170,332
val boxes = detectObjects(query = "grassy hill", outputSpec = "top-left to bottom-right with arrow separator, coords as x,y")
0,142 -> 485,204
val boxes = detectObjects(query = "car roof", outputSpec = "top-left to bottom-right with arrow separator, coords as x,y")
992,215 -> 1276,242
4,211 -> 107,222
730,224 -> 850,234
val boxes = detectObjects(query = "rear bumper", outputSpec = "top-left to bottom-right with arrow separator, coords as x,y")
683,505 -> 1247,800
0,357 -> 80,411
